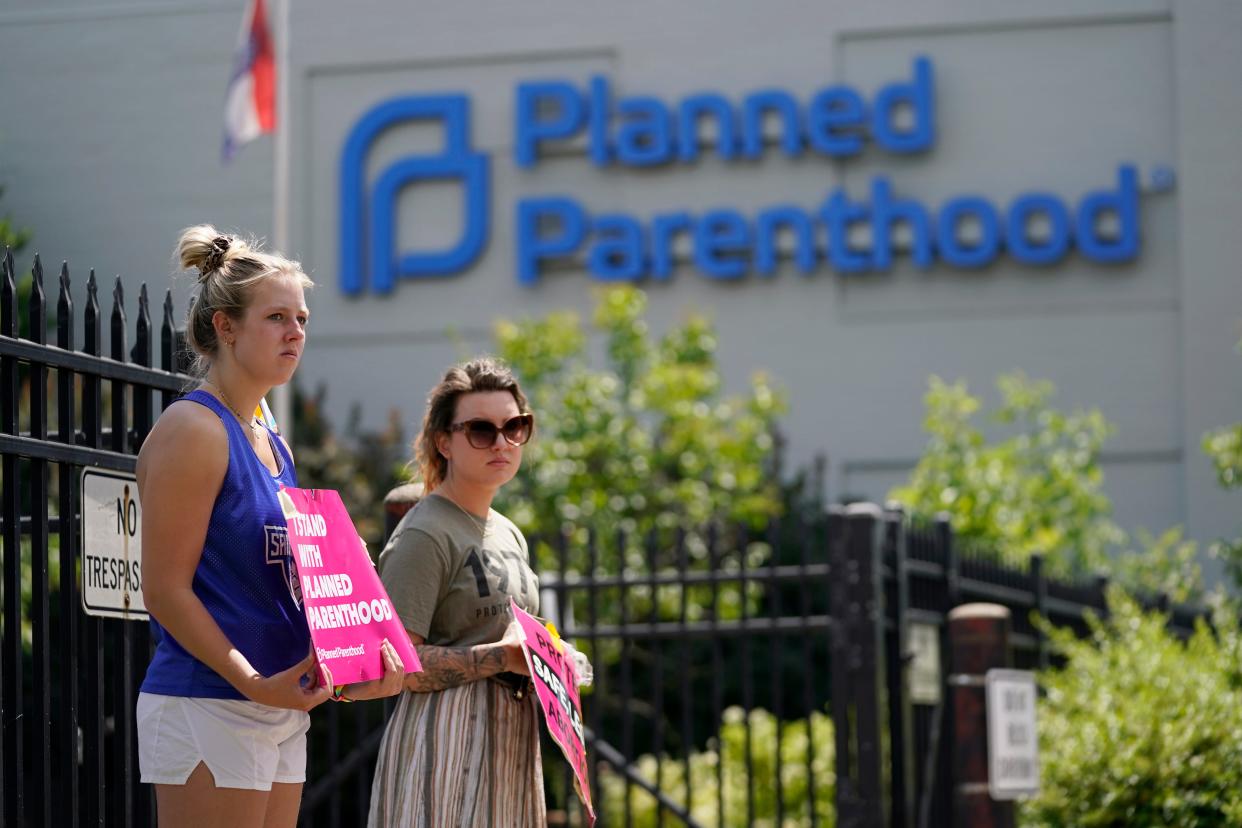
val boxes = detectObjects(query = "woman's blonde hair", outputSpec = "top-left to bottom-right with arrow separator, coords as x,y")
414,357 -> 530,492
176,224 -> 313,375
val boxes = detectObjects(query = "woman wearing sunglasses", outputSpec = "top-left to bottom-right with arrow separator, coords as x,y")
368,357 -> 545,827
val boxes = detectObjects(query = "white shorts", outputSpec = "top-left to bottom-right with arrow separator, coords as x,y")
136,692 -> 311,791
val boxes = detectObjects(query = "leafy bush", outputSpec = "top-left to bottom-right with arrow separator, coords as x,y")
492,286 -> 785,622
600,706 -> 835,828
889,373 -> 1121,577
494,286 -> 784,539
889,373 -> 1207,603
1020,589 -> 1242,827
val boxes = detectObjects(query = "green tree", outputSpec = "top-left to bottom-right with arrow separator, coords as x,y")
495,286 -> 784,535
600,706 -> 835,828
1020,589 -> 1242,827
889,373 -> 1122,577
492,286 -> 785,619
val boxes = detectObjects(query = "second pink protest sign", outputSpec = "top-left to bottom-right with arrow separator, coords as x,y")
511,598 -> 595,824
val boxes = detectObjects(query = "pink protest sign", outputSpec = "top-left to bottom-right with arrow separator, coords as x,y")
279,487 -> 421,686
511,598 -> 595,824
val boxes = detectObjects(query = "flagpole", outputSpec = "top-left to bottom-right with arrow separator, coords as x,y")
271,0 -> 294,441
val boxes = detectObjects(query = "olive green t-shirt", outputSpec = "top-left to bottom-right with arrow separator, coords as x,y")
377,493 -> 540,648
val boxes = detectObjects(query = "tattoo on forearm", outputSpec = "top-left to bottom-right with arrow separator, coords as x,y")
407,643 -> 505,692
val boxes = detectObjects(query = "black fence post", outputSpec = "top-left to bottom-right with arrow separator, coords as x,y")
82,269 -> 107,827
884,503 -> 914,828
133,283 -> 153,446
160,290 -> 178,410
1094,573 -> 1111,617
828,503 -> 890,828
29,255 -> 54,828
108,276 -> 136,827
131,283 -> 157,826
947,604 -> 1014,828
1029,554 -> 1049,671
57,261 -> 82,827
929,513 -> 958,826
1,246 -> 23,828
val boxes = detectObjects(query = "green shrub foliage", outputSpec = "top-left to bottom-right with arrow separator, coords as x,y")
492,286 -> 785,623
600,706 -> 835,828
889,373 -> 1121,577
889,373 -> 1205,602
493,285 -> 784,539
1020,589 -> 1242,827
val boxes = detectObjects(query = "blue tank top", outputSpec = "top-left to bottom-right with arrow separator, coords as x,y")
140,390 -> 311,700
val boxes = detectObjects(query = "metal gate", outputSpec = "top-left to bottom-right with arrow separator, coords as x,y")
2,252 -> 1208,827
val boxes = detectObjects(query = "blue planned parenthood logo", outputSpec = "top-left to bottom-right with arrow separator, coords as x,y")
339,94 -> 490,296
338,57 -> 1162,295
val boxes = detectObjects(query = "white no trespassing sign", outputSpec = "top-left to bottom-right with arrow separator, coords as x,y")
80,467 -> 147,620
985,668 -> 1040,800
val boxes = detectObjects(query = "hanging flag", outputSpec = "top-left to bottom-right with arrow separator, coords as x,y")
221,0 -> 276,161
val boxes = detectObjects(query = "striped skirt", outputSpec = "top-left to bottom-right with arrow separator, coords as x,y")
368,679 -> 546,827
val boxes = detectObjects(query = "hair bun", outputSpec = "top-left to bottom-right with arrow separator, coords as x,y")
198,235 -> 233,280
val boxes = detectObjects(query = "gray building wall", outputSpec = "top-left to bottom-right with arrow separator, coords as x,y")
3,0 -> 1240,575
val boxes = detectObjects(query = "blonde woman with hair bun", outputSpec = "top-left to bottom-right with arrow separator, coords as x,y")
135,225 -> 407,828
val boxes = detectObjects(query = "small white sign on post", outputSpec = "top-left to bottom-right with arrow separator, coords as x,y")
907,622 -> 942,705
985,668 -> 1039,800
80,467 -> 148,621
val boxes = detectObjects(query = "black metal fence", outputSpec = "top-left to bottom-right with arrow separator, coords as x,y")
1,255 -> 1208,827
0,250 -> 183,827
530,505 -> 1205,828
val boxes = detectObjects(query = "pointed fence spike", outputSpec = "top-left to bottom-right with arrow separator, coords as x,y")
112,275 -> 124,307
29,254 -> 46,342
83,269 -> 101,359
2,249 -> 13,293
57,262 -> 73,341
30,254 -> 45,316
161,287 -> 176,376
1,247 -> 14,337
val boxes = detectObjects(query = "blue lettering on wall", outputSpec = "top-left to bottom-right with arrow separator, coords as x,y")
513,57 -> 935,168
339,56 -> 1149,294
513,166 -> 1140,283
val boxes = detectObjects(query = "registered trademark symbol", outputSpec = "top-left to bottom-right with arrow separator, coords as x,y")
1149,165 -> 1176,192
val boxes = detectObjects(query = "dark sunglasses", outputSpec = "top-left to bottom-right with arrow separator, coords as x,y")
449,413 -> 534,449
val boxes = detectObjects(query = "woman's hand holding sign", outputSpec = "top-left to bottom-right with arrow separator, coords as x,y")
242,650 -> 333,711
320,638 -> 407,702
500,621 -> 531,676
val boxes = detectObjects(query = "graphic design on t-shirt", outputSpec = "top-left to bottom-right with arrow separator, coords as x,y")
265,524 -> 302,607
463,545 -> 536,601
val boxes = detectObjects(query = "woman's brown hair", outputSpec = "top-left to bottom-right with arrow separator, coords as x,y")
414,357 -> 530,492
